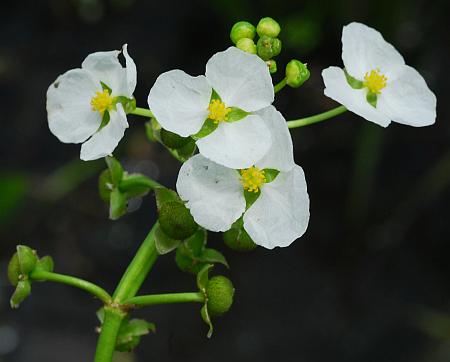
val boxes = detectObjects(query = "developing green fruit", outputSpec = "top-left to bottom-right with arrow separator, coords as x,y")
206,276 -> 234,316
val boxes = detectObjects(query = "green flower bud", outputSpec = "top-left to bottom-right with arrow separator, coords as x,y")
285,59 -> 310,88
266,59 -> 277,74
257,36 -> 282,61
236,38 -> 257,54
158,201 -> 198,240
10,280 -> 31,309
7,253 -> 20,287
17,245 -> 38,275
206,276 -> 234,316
230,21 -> 256,44
223,227 -> 257,252
256,17 -> 281,38
160,128 -> 191,149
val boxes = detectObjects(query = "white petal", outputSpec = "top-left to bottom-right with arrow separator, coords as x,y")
243,165 -> 309,249
148,70 -> 211,137
82,49 -> 129,97
377,65 -> 436,127
322,66 -> 391,127
196,115 -> 272,169
122,44 -> 137,97
342,22 -> 405,79
205,47 -> 274,112
80,103 -> 129,161
46,68 -> 102,143
176,154 -> 245,232
254,106 -> 295,172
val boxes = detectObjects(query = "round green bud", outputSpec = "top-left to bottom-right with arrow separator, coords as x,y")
158,201 -> 198,240
10,279 -> 31,309
230,21 -> 256,44
266,59 -> 277,74
285,59 -> 310,88
223,228 -> 257,252
160,128 -> 191,149
256,17 -> 281,38
257,36 -> 282,61
206,276 -> 234,316
17,245 -> 38,276
8,253 -> 20,287
236,38 -> 257,54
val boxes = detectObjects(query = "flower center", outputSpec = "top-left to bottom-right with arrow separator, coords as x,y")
91,89 -> 114,115
240,167 -> 266,193
208,99 -> 231,123
363,69 -> 387,94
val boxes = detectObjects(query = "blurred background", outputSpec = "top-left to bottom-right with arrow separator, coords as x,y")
1,0 -> 450,361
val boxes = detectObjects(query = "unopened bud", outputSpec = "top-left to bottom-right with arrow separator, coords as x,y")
266,59 -> 277,74
160,128 -> 191,149
256,17 -> 281,38
257,36 -> 282,61
10,280 -> 31,309
230,21 -> 256,44
285,59 -> 310,88
236,38 -> 257,54
7,253 -> 20,287
206,276 -> 234,316
158,201 -> 198,240
17,245 -> 38,276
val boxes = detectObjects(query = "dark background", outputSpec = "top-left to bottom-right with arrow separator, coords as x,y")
1,0 -> 450,361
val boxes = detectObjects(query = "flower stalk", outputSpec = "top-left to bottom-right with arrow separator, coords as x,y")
287,105 -> 347,128
125,292 -> 204,308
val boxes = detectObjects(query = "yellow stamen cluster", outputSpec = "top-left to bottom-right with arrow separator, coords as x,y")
363,69 -> 387,94
208,99 -> 231,123
240,166 -> 266,193
90,89 -> 114,115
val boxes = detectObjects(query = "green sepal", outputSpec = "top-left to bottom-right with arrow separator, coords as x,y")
244,190 -> 260,209
116,318 -> 156,352
344,69 -> 364,89
17,245 -> 38,276
167,139 -> 197,163
198,249 -> 229,268
192,119 -> 218,140
145,120 -> 158,142
115,96 -> 136,114
119,173 -> 152,199
223,218 -> 257,252
263,168 -> 279,183
154,223 -> 181,255
160,128 -> 192,149
98,169 -> 114,202
366,91 -> 378,107
10,279 -> 31,309
226,107 -> 250,123
34,255 -> 54,273
109,188 -> 127,220
7,252 -> 20,286
105,156 -> 124,186
100,81 -> 112,94
98,111 -> 111,131
197,263 -> 213,291
210,89 -> 221,102
154,187 -> 180,211
201,304 -> 214,338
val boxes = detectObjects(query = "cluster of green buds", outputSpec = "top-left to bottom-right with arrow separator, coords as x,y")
7,245 -> 54,308
230,17 -> 310,87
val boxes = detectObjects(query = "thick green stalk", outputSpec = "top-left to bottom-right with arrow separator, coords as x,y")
94,224 -> 159,362
126,292 -> 204,308
131,107 -> 153,118
287,105 -> 347,128
30,270 -> 111,304
274,78 -> 287,93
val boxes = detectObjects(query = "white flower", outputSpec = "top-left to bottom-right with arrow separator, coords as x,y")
46,44 -> 137,161
322,22 -> 436,127
148,46 -> 275,169
176,106 -> 310,249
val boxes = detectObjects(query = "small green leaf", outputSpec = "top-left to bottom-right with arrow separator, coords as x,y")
192,119 -> 218,139
366,91 -> 378,107
226,107 -> 250,123
105,156 -> 124,186
198,248 -> 229,268
109,188 -> 127,220
10,280 -> 31,309
154,187 -> 180,211
197,264 -> 213,291
154,223 -> 181,255
263,168 -> 279,183
344,69 -> 364,89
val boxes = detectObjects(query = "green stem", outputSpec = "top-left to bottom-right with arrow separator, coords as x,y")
287,105 -> 347,128
119,175 -> 162,192
94,307 -> 126,362
30,270 -> 111,304
131,107 -> 153,118
125,292 -> 204,308
94,224 -> 159,362
274,78 -> 287,93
